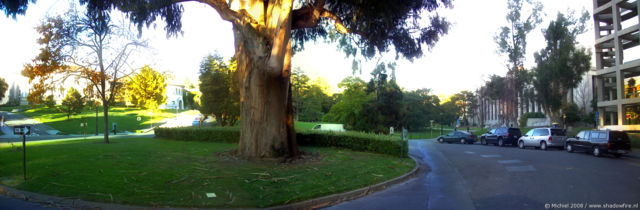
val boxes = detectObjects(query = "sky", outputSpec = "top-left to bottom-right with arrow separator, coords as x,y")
0,0 -> 596,98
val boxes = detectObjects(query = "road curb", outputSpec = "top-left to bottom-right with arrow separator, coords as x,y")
0,156 -> 422,210
266,155 -> 423,210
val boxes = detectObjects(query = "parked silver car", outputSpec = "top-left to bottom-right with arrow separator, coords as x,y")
518,128 -> 566,150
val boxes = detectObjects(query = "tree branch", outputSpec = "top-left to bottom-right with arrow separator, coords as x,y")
291,4 -> 365,38
195,0 -> 264,32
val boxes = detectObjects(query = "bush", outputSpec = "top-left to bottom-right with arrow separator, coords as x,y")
563,103 -> 581,124
154,126 -> 240,144
154,127 -> 407,157
297,130 -> 407,157
582,112 -> 596,125
44,95 -> 56,108
519,112 -> 545,127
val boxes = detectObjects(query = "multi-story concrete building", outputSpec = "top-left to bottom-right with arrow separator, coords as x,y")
592,0 -> 640,130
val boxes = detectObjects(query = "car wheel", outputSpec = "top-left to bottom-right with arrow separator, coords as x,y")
540,141 -> 547,150
566,144 -> 573,153
498,138 -> 504,147
592,146 -> 601,157
518,140 -> 525,149
437,138 -> 444,143
481,138 -> 486,145
460,138 -> 466,144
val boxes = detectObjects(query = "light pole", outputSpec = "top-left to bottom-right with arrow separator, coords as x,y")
430,120 -> 434,138
440,113 -> 443,135
563,113 -> 567,129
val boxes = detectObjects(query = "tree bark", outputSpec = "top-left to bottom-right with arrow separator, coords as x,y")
103,102 -> 109,144
233,16 -> 299,158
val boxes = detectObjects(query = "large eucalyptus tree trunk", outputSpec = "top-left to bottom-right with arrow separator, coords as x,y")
231,1 -> 298,158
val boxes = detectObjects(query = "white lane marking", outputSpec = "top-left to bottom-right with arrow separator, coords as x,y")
497,160 -> 522,164
464,151 -> 475,154
506,165 -> 536,172
481,155 -> 501,158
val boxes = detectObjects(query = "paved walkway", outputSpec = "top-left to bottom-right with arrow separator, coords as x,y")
0,111 -> 60,139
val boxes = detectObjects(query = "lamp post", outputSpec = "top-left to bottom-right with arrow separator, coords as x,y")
563,114 -> 567,129
440,113 -> 443,135
430,120 -> 434,138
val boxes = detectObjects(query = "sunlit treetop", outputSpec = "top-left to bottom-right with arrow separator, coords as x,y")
0,0 -> 452,62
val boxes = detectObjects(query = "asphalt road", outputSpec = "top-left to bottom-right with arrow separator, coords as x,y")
329,139 -> 640,210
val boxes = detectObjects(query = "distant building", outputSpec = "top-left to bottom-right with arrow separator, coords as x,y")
592,0 -> 640,130
162,84 -> 184,109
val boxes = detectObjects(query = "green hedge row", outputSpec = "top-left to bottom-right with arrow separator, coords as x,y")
154,127 -> 408,157
154,127 -> 240,144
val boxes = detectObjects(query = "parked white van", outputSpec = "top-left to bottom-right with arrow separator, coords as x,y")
311,124 -> 346,132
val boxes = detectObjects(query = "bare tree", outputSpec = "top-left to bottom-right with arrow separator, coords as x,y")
574,75 -> 592,114
22,8 -> 146,143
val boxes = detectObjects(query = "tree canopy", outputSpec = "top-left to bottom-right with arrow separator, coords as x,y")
60,87 -> 85,120
125,65 -> 167,110
0,0 -> 453,61
198,54 -> 240,126
533,11 -> 591,121
0,77 -> 7,102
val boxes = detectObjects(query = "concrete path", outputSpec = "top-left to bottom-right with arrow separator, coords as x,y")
0,111 -> 60,138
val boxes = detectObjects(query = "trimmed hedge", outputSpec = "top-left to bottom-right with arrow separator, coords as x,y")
154,127 -> 240,144
154,127 -> 408,157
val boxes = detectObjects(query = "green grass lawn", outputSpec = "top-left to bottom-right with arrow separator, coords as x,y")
0,137 -> 413,208
18,106 -> 185,134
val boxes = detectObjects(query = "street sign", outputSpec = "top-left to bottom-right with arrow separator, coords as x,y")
13,125 -> 30,181
13,125 -> 31,135
595,111 -> 599,124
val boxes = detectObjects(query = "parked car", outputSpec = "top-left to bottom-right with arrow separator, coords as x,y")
192,115 -> 203,126
518,127 -> 566,150
312,124 -> 346,132
437,131 -> 477,144
565,130 -> 631,158
480,127 -> 521,146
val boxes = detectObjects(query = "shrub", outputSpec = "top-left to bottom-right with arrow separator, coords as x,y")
582,111 -> 595,125
154,127 -> 407,157
563,103 -> 581,124
44,95 -> 56,108
296,130 -> 407,157
154,126 -> 240,144
519,112 -> 545,127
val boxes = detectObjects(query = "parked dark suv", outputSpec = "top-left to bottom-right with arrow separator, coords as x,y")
481,127 -> 522,147
565,130 -> 632,158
